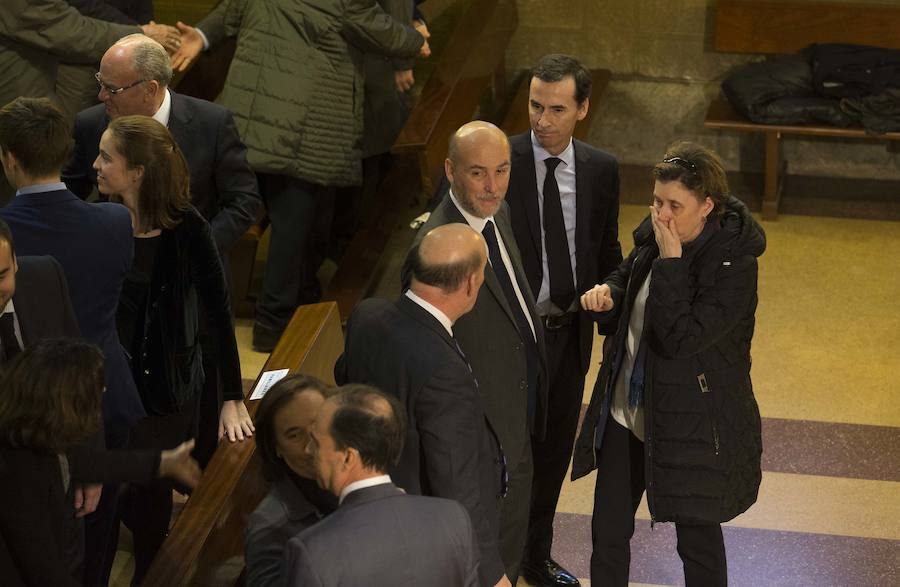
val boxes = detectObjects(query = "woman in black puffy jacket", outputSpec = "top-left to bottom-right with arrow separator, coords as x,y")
573,141 -> 765,586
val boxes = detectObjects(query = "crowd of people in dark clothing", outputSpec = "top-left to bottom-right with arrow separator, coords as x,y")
0,1 -> 767,586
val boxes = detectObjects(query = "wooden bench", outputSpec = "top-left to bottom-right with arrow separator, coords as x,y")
704,0 -> 900,220
323,0 -> 518,321
142,302 -> 344,586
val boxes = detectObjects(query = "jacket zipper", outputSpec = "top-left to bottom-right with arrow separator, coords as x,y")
698,373 -> 720,456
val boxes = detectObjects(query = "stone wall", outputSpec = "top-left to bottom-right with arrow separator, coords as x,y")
506,0 -> 900,180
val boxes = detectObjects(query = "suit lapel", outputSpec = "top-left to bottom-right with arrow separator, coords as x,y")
166,91 -> 193,146
512,135 -> 542,271
495,209 -> 544,349
573,140 -> 592,290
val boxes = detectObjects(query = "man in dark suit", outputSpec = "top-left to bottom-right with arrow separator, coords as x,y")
0,96 -> 143,585
337,223 -> 508,587
505,54 -> 623,587
285,384 -> 480,587
61,33 -> 259,257
405,121 -> 548,584
0,232 -> 80,358
0,218 -> 86,577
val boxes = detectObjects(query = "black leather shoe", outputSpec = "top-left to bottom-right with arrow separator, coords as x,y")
252,321 -> 283,353
521,558 -> 581,587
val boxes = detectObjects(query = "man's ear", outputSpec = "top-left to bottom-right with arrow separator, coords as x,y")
444,158 -> 454,185
576,97 -> 590,122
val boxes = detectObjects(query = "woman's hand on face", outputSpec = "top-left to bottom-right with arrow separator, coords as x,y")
218,399 -> 255,442
581,283 -> 614,312
159,439 -> 201,488
650,205 -> 682,259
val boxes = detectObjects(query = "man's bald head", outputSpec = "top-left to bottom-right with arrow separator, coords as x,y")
408,223 -> 486,294
447,120 -> 510,165
444,121 -> 511,219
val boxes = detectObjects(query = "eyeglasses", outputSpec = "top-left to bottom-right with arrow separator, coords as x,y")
94,72 -> 146,95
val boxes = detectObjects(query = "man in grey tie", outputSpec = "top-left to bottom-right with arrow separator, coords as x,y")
404,121 -> 549,584
284,384 -> 480,587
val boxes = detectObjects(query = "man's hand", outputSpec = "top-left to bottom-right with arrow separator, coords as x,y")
581,283 -> 614,313
158,439 -> 202,489
493,575 -> 512,587
170,21 -> 205,72
140,21 -> 182,54
394,70 -> 415,92
74,483 -> 102,518
650,205 -> 682,259
414,19 -> 431,59
219,399 -> 255,442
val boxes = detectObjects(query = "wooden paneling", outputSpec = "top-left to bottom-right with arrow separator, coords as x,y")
392,0 -> 518,194
715,1 -> 900,54
142,302 -> 343,586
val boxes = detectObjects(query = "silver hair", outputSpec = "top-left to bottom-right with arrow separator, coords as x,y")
119,34 -> 173,87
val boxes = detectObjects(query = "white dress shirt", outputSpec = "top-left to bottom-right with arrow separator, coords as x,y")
152,89 -> 173,127
339,474 -> 393,505
449,190 -> 536,340
405,290 -> 453,336
531,131 -> 578,315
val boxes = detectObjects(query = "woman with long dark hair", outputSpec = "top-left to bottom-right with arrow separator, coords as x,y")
0,338 -> 199,586
573,141 -> 766,585
93,114 -> 252,580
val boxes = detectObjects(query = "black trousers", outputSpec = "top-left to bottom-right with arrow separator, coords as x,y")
591,416 -> 728,586
525,320 -> 585,562
498,440 -> 533,584
121,408 -> 196,584
82,425 -> 130,587
256,173 -> 334,331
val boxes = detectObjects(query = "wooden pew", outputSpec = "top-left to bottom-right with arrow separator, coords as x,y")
500,69 -> 613,139
704,0 -> 900,220
323,0 -> 518,322
142,302 -> 344,586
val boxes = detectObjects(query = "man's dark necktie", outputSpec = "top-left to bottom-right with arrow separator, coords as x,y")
481,220 -> 539,429
542,156 -> 575,311
0,313 -> 22,362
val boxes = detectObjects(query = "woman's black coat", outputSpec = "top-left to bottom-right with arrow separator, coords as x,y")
129,206 -> 242,413
571,197 -> 766,525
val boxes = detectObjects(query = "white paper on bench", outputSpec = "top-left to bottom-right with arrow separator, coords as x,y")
249,369 -> 290,400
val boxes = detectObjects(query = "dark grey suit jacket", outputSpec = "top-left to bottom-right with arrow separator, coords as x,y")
244,478 -> 325,587
405,197 -> 549,461
284,483 -> 479,587
62,91 -> 260,254
335,296 -> 505,585
11,255 -> 80,347
506,132 -> 623,373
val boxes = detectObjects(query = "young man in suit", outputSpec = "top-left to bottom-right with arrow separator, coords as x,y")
337,223 -> 509,587
505,54 -> 623,587
405,121 -> 548,584
61,34 -> 259,259
0,96 -> 143,586
286,385 -> 480,587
